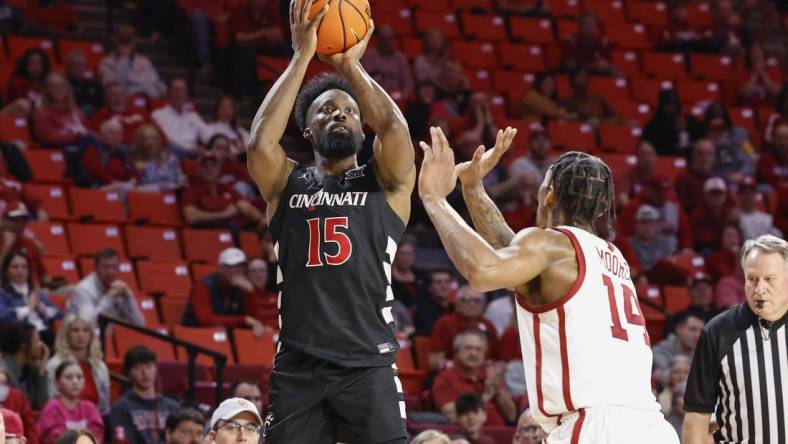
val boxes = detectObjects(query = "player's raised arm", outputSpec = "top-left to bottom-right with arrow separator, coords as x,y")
418,127 -> 550,291
247,0 -> 328,218
457,127 -> 518,248
320,21 -> 416,215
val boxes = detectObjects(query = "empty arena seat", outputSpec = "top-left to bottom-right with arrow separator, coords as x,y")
583,0 -> 628,23
23,184 -> 71,220
451,41 -> 497,69
675,80 -> 721,104
588,76 -> 631,101
509,16 -> 554,43
598,123 -> 642,152
690,54 -> 739,81
173,326 -> 235,365
547,121 -> 597,152
25,222 -> 70,256
641,52 -> 688,80
182,228 -> 234,264
160,296 -> 188,328
114,325 -> 176,361
70,188 -> 126,222
124,225 -> 183,261
630,78 -> 673,106
42,256 -> 80,284
233,328 -> 276,368
0,115 -> 32,145
605,23 -> 651,50
6,36 -> 56,62
137,260 -> 192,296
625,1 -> 669,27
548,0 -> 581,17
238,231 -> 263,260
611,50 -> 641,78
126,191 -> 182,225
190,263 -> 217,283
66,223 -> 125,257
461,13 -> 507,41
414,10 -> 460,38
607,99 -> 653,126
496,43 -> 546,71
22,150 -> 67,183
136,296 -> 162,327
663,286 -> 691,314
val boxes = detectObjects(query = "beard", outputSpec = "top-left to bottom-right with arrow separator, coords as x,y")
314,127 -> 364,160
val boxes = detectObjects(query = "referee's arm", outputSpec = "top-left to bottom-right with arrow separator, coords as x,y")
682,329 -> 721,444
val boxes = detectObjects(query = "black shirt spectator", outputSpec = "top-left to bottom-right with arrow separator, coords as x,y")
414,269 -> 454,336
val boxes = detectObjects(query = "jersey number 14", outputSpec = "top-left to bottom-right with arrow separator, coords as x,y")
603,274 -> 650,345
306,217 -> 353,267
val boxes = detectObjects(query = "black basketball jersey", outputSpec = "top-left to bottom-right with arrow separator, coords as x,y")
269,162 -> 405,367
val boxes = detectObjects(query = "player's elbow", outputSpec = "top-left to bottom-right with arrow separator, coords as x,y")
467,266 -> 496,293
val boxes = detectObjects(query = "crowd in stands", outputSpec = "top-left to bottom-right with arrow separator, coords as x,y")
0,0 -> 786,443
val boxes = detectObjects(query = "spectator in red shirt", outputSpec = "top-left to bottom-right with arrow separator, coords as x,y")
706,223 -> 743,283
182,247 -> 267,335
616,141 -> 657,207
430,286 -> 499,370
229,0 -> 287,95
391,235 -> 421,307
23,0 -> 80,34
33,73 -> 91,149
7,49 -> 50,107
181,151 -> 264,231
453,93 -> 500,161
689,177 -> 739,254
675,139 -> 717,213
561,12 -> 613,75
203,134 -> 255,198
0,202 -> 46,285
756,122 -> 788,192
432,330 -> 517,425
0,367 -> 39,444
501,171 -> 539,233
90,82 -> 149,146
246,257 -> 277,330
452,393 -> 496,444
81,118 -> 134,189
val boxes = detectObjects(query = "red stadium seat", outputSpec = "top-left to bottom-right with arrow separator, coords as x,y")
233,329 -> 276,368
114,325 -> 175,361
729,107 -> 759,141
605,23 -> 651,50
58,39 -> 105,71
23,184 -> 70,220
607,99 -> 653,126
42,256 -> 80,284
690,54 -> 739,81
461,13 -> 507,41
598,123 -> 642,153
509,17 -> 555,43
173,326 -> 235,365
405,0 -> 450,11
583,0 -> 628,23
556,19 -> 579,41
641,52 -> 688,80
414,11 -> 460,38
496,43 -> 545,71
66,223 -> 125,257
451,41 -> 497,69
464,68 -> 493,93
625,1 -> 669,28
546,0 -> 581,17
126,191 -> 181,226
70,188 -> 126,223
675,80 -> 721,104
654,156 -> 687,181
396,346 -> 427,395
25,222 -> 70,256
160,296 -> 188,328
663,286 -> 690,314
375,8 -> 414,37
136,260 -> 192,296
0,115 -> 32,145
492,70 -> 534,104
611,50 -> 641,77
451,0 -> 494,11
79,256 -> 139,291
181,228 -> 234,264
413,336 -> 432,371
190,263 -> 217,283
588,76 -> 631,101
22,150 -> 67,183
124,225 -> 182,261
6,36 -> 56,62
239,231 -> 263,260
488,95 -> 508,121
686,2 -> 713,28
398,36 -> 421,60
547,121 -> 597,152
630,78 -> 673,106
136,296 -> 162,327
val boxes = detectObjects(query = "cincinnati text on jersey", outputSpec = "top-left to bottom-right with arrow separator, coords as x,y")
289,191 -> 369,209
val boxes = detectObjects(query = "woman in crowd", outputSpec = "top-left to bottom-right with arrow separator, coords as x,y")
643,89 -> 702,156
36,360 -> 103,444
204,96 -> 250,156
44,314 -> 110,414
32,73 -> 91,148
703,102 -> 755,183
131,124 -> 187,192
0,252 -> 61,343
7,48 -> 50,107
517,70 -> 575,120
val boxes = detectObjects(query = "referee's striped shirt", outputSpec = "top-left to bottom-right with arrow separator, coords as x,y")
684,303 -> 787,444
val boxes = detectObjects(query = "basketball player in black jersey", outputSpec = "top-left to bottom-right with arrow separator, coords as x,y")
247,1 -> 415,443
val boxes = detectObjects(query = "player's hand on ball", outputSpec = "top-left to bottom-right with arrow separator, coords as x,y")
319,19 -> 374,69
418,127 -> 459,201
456,126 -> 517,187
290,0 -> 329,56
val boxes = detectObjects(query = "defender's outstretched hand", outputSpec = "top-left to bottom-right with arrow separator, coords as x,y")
419,127 -> 459,201
456,127 -> 517,187
319,19 -> 375,68
290,0 -> 329,56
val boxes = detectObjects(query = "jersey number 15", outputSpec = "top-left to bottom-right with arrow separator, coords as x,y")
306,217 -> 353,267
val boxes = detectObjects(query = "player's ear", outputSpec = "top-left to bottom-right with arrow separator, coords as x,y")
544,185 -> 557,209
303,128 -> 312,140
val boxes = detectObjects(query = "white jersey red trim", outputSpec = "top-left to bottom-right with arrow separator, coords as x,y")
515,226 -> 659,434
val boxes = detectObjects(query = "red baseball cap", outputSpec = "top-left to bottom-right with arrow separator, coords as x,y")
1,407 -> 24,439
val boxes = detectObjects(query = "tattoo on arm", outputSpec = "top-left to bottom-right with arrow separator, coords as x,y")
463,184 -> 515,248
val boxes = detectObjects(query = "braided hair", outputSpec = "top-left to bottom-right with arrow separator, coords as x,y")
547,151 -> 616,236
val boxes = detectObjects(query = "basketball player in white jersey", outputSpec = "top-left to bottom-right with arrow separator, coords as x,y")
417,126 -> 679,443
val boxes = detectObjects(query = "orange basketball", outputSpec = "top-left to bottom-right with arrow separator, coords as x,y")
305,0 -> 371,56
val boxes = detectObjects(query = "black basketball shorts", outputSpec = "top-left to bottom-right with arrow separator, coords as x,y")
262,346 -> 407,444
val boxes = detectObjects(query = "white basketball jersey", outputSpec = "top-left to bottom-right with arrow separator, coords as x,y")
515,226 -> 660,432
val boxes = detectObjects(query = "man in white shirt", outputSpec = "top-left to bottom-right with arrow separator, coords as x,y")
67,248 -> 144,326
151,78 -> 208,156
737,176 -> 782,240
99,25 -> 167,98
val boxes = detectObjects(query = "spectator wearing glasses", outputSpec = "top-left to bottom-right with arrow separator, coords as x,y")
207,398 -> 262,444
164,408 -> 204,444
511,409 -> 544,444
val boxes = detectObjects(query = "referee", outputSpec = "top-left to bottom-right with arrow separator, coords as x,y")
683,234 -> 788,444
